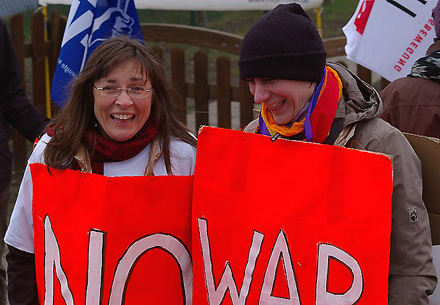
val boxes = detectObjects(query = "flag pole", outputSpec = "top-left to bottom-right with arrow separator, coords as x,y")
42,5 -> 52,118
316,6 -> 323,37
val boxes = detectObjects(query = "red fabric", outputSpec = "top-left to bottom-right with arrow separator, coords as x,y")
32,164 -> 193,305
45,120 -> 159,174
192,127 -> 393,304
354,0 -> 374,35
84,119 -> 159,174
309,67 -> 341,144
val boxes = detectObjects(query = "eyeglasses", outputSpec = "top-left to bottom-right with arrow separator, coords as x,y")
93,85 -> 153,98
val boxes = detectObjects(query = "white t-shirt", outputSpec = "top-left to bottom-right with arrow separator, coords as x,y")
5,133 -> 196,253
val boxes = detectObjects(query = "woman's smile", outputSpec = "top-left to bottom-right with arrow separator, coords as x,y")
267,100 -> 286,111
248,78 -> 315,126
111,113 -> 135,122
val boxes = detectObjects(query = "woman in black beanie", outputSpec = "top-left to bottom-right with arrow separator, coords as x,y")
240,3 -> 437,305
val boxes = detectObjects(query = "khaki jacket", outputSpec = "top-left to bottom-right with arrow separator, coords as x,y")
244,61 -> 437,305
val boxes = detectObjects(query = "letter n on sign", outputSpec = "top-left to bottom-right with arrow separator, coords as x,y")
32,164 -> 193,305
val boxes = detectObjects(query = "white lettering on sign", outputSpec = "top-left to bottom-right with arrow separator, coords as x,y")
315,243 -> 363,304
85,229 -> 105,305
198,218 -> 264,305
197,218 -> 364,304
44,215 -> 75,305
42,215 -> 364,304
43,215 -> 192,304
259,230 -> 300,305
108,232 -> 192,304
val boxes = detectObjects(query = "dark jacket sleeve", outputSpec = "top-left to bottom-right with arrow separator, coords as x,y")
6,245 -> 39,305
0,18 -> 49,142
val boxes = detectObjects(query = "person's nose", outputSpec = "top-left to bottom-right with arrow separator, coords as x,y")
115,90 -> 133,108
252,83 -> 270,104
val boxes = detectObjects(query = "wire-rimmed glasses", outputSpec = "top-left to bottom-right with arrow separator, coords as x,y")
93,85 -> 153,98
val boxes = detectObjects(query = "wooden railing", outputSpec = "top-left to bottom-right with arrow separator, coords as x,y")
8,11 -> 386,171
142,23 -> 254,131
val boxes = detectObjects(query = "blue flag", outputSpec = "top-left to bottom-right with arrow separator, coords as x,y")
51,0 -> 143,107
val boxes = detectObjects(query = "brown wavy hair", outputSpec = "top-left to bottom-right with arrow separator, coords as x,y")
44,35 -> 196,174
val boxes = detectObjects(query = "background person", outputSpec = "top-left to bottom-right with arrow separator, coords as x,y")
238,3 -> 437,304
380,0 -> 440,139
0,18 -> 49,305
4,35 -> 196,305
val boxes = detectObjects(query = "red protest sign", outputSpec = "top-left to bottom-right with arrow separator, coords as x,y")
192,127 -> 393,304
32,163 -> 193,305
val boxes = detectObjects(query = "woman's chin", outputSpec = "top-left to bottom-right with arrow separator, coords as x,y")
274,117 -> 294,126
107,131 -> 137,142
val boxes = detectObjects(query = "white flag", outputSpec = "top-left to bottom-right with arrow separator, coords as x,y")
343,0 -> 437,82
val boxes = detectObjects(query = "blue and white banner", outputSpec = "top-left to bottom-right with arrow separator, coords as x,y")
51,0 -> 143,107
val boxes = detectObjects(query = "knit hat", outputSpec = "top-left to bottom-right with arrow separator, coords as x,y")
239,3 -> 327,83
433,0 -> 440,38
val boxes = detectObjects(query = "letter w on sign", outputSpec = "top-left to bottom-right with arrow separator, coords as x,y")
192,127 -> 393,305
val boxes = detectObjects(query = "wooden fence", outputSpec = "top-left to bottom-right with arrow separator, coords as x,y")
9,11 -> 65,171
8,11 -> 388,172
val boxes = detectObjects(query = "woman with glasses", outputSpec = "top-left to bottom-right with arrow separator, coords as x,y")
5,36 -> 196,304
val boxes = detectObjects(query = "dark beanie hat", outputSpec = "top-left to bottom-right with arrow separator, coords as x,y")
239,3 -> 327,83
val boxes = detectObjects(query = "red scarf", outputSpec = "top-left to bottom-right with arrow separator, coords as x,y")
46,120 -> 159,174
84,119 -> 159,174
